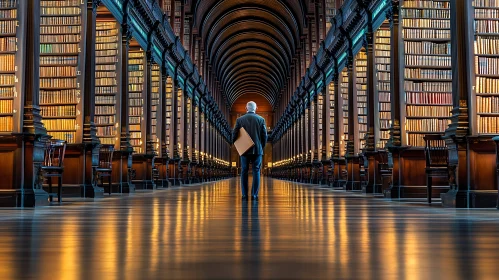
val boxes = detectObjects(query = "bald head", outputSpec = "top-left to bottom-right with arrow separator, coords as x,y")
246,101 -> 257,113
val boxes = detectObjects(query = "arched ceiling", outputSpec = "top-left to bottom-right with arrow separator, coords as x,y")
190,0 -> 307,109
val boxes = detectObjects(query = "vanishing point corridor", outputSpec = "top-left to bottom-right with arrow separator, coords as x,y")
1,178 -> 498,280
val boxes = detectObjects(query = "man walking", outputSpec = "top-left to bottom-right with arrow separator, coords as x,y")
232,101 -> 267,201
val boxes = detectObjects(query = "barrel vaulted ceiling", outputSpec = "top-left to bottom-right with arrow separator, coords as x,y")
189,0 -> 308,108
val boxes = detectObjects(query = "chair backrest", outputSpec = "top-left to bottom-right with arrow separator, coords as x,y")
424,134 -> 448,167
44,139 -> 67,167
99,144 -> 115,169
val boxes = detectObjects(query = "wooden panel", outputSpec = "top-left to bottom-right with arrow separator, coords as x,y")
0,151 -> 14,190
469,141 -> 497,191
231,94 -> 273,128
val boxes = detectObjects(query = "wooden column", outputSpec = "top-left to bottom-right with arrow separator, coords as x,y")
145,52 -> 154,156
118,19 -> 135,193
15,0 -> 50,206
315,0 -> 321,46
300,98 -> 307,182
332,72 -> 343,188
180,73 -> 193,184
312,80 -> 320,184
197,92 -> 205,176
80,0 -> 102,198
364,16 -> 377,193
385,0 -> 406,198
170,67 -> 181,185
189,84 -> 199,183
307,16 -> 314,62
180,1 -> 185,44
133,50 -> 156,190
321,76 -> 330,185
159,62 -> 171,188
441,0 -> 475,208
169,0 -> 175,29
322,0 -> 327,39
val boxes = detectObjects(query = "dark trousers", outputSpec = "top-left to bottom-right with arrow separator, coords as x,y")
240,154 -> 262,197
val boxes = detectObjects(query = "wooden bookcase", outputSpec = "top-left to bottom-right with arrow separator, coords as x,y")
401,0 -> 453,147
151,63 -> 160,154
95,19 -> 120,147
355,49 -> 368,150
340,68 -> 348,156
374,24 -> 391,148
473,0 -> 499,135
165,76 -> 173,156
39,0 -> 85,144
128,48 -> 145,154
0,0 -> 20,134
328,81 -> 335,154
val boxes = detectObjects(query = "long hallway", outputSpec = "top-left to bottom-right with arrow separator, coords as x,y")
1,178 -> 499,280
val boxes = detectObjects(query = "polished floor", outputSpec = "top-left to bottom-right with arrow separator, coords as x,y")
1,178 -> 499,279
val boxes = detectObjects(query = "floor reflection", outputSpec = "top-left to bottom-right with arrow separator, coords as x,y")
0,178 -> 499,279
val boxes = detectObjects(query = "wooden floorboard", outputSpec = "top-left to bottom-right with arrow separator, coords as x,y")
0,177 -> 499,279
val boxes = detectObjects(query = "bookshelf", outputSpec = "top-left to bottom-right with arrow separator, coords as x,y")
0,0 -> 18,133
95,20 -> 119,145
473,0 -> 499,135
39,0 -> 84,143
184,17 -> 190,52
355,50 -> 367,150
329,82 -> 335,154
176,88 -> 182,157
325,0 -> 336,34
186,96 -> 191,158
151,63 -> 160,153
174,0 -> 181,36
128,49 -> 144,154
318,94 -> 323,158
402,0 -> 453,147
375,26 -> 391,148
165,76 -> 173,155
341,68 -> 348,156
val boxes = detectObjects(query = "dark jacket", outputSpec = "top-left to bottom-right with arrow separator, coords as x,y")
232,112 -> 267,155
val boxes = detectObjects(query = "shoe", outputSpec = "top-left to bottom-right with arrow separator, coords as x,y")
252,195 -> 258,201
242,195 -> 248,200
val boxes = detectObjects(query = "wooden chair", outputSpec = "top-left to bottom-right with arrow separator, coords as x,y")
42,139 -> 67,203
95,144 -> 115,195
377,149 -> 392,194
424,135 -> 449,204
